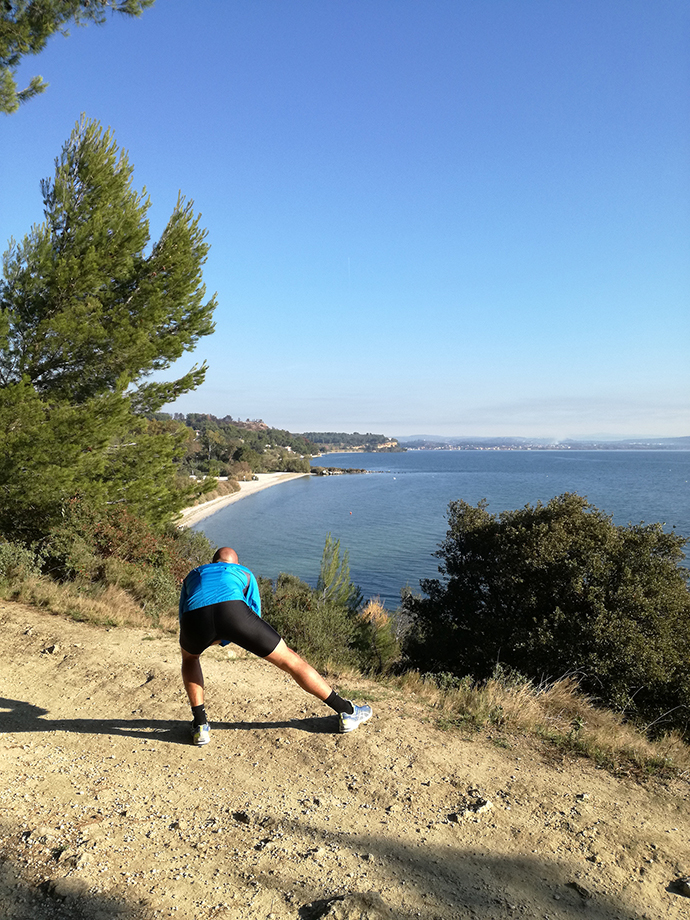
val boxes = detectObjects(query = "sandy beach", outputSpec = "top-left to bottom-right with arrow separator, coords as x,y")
177,471 -> 310,528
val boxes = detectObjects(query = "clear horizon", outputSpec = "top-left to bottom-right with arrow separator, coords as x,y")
2,1 -> 688,439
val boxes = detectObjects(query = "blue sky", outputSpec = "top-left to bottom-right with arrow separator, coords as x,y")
2,0 -> 688,439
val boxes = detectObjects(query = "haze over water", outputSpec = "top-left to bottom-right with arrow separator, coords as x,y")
194,451 -> 690,608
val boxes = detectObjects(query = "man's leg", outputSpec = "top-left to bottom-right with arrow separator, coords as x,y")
265,640 -> 372,732
181,648 -> 210,745
181,648 -> 204,706
264,639 -> 332,700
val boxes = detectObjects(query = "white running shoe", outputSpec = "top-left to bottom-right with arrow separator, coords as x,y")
339,703 -> 373,733
192,722 -> 210,746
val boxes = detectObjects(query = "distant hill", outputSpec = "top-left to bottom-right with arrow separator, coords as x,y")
395,435 -> 690,451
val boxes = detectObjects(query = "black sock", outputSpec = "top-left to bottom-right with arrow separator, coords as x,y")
324,691 -> 354,716
192,704 -> 207,726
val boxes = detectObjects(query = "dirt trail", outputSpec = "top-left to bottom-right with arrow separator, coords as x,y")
1,600 -> 689,920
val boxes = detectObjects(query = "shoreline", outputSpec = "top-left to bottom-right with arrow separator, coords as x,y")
177,471 -> 310,528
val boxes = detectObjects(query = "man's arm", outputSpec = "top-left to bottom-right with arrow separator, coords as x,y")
245,571 -> 262,618
179,578 -> 188,620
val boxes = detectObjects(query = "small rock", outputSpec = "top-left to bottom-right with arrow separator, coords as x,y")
566,881 -> 592,899
32,825 -> 59,843
42,644 -> 59,654
450,797 -> 493,820
44,877 -> 90,902
233,811 -> 251,825
299,891 -> 394,919
671,876 -> 690,897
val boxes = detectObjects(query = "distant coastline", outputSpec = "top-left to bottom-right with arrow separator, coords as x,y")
394,435 -> 690,451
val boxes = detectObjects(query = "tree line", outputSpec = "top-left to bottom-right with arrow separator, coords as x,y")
160,413 -> 316,479
302,432 -> 401,452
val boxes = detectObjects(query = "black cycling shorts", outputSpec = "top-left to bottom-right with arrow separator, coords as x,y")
179,600 -> 281,658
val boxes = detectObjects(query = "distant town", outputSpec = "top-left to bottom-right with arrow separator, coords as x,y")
394,435 -> 690,452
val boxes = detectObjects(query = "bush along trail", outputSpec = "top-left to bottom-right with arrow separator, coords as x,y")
1,600 -> 690,920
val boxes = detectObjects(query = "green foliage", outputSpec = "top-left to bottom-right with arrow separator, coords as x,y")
0,540 -> 41,581
317,533 -> 362,613
258,536 -> 387,672
0,118 -> 215,540
41,497 -> 213,583
403,493 -> 690,735
1,1 -> 154,113
2,117 -> 215,403
0,497 -> 215,625
101,557 -> 179,623
32,499 -> 215,620
259,573 -> 357,670
353,598 -> 400,674
171,413 -> 316,476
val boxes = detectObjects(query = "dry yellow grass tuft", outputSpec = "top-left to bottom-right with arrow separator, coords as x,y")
1,576 -> 178,633
397,670 -> 690,775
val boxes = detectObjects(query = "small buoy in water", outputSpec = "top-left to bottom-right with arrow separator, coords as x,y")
349,511 -> 352,515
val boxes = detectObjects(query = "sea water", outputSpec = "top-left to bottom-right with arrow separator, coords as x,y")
194,451 -> 690,608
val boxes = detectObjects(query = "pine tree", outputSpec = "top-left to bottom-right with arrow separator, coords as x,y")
0,117 -> 216,541
317,533 -> 362,613
1,1 -> 154,113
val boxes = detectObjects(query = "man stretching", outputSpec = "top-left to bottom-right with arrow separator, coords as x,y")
179,546 -> 373,745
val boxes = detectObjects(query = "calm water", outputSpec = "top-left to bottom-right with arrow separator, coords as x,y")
194,451 -> 690,608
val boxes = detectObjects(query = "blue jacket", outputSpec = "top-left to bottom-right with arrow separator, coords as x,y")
179,562 -> 262,619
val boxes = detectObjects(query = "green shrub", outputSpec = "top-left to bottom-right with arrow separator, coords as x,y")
257,535 -> 369,670
29,498 -> 216,622
403,493 -> 690,736
0,541 -> 42,582
317,533 -> 362,613
40,498 -> 214,581
353,598 -> 400,673
102,558 -> 179,623
260,573 -> 357,670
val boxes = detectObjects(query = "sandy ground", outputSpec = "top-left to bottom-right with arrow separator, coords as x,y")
177,474 -> 310,529
1,600 -> 690,920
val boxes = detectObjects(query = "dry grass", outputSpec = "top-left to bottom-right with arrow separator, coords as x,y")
1,576 -> 178,633
359,597 -> 391,627
397,671 -> 690,777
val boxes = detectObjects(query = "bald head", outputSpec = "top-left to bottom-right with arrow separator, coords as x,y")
212,546 -> 239,564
